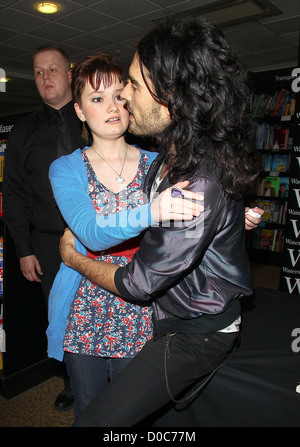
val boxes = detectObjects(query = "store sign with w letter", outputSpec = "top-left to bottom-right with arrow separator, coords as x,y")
279,75 -> 300,294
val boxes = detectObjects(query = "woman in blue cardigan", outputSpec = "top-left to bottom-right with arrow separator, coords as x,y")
46,52 -> 203,417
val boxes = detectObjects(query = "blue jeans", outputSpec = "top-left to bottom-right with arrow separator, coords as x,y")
64,351 -> 131,417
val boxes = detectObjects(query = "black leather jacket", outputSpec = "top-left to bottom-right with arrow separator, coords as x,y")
115,154 -> 252,334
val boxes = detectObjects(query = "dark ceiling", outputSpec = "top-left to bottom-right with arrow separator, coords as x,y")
0,0 -> 299,117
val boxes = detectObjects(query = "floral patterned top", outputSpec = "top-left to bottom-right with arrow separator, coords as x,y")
63,148 -> 153,358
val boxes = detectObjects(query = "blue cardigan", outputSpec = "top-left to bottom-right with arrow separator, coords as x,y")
46,147 -> 158,361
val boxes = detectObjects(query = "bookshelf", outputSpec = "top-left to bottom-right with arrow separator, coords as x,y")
246,67 -> 298,267
0,114 -> 55,398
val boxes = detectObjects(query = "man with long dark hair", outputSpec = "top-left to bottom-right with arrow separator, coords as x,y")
60,16 -> 258,426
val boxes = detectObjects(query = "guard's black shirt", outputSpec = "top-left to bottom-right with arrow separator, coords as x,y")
3,101 -> 86,258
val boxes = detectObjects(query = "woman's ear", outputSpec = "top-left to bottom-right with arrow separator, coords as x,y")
74,102 -> 85,122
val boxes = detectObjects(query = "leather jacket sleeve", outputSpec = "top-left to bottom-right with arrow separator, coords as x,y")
115,175 -> 252,319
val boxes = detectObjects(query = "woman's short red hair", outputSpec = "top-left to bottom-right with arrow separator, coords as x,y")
72,51 -> 125,104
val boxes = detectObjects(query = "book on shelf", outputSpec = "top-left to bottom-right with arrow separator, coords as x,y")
263,153 -> 273,171
0,144 -> 4,183
0,303 -> 4,360
254,176 -> 289,198
0,237 -> 3,296
255,153 -> 291,173
250,198 -> 288,225
0,193 -> 2,217
250,228 -> 283,252
277,177 -> 289,198
273,128 -> 289,149
263,175 -> 279,197
0,141 -> 6,152
273,88 -> 289,117
252,89 -> 296,118
250,123 -> 292,150
271,154 -> 290,172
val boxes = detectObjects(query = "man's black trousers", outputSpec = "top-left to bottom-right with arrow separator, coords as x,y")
73,330 -> 238,427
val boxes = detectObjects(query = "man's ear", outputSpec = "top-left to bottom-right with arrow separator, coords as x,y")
74,102 -> 85,122
67,69 -> 72,85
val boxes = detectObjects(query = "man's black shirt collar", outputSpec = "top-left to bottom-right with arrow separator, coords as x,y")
43,100 -> 76,126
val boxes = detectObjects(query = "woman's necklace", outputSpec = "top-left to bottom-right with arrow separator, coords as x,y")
91,144 -> 129,184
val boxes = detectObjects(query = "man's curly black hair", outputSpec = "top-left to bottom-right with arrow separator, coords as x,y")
136,15 -> 257,198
